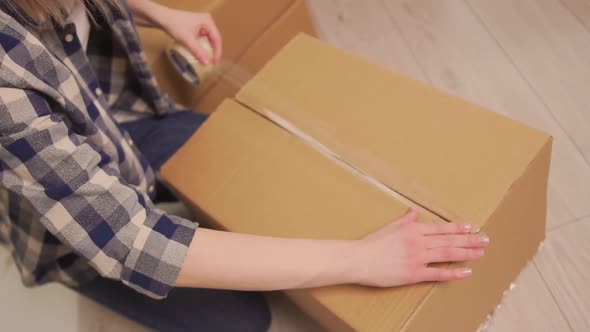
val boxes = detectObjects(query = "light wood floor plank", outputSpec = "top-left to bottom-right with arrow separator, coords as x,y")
534,217 -> 590,331
0,248 -> 81,332
307,0 -> 426,80
381,0 -> 590,228
483,262 -> 571,332
467,0 -> 590,163
559,0 -> 590,34
77,296 -> 148,332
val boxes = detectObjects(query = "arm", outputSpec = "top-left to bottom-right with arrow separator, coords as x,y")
177,209 -> 489,290
0,89 -> 488,294
0,88 -> 195,299
126,0 -> 222,64
116,3 -> 489,292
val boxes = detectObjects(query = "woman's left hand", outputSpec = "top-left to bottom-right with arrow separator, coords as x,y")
160,9 -> 223,65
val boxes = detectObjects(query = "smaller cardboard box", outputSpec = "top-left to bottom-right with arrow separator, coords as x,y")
161,34 -> 552,331
138,0 -> 316,113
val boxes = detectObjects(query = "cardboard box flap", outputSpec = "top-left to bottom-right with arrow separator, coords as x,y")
161,99 -> 447,331
142,0 -> 294,63
235,34 -> 551,228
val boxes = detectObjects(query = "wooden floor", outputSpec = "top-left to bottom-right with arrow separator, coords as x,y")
1,1 -> 589,331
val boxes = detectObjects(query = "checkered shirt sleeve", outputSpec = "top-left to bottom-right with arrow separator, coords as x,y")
0,88 -> 197,299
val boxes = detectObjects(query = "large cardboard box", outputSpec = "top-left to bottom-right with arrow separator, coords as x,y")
161,35 -> 552,331
138,0 -> 316,113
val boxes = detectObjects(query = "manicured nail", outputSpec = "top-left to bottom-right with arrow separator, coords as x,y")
470,227 -> 481,234
463,224 -> 472,232
460,268 -> 472,277
479,236 -> 490,245
475,249 -> 485,257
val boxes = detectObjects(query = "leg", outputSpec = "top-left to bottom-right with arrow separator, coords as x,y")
74,277 -> 271,332
120,111 -> 208,202
112,112 -> 271,330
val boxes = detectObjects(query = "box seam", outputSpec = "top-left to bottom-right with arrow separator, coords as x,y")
232,99 -> 447,223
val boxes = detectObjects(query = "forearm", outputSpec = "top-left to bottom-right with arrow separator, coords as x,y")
176,228 -> 358,291
126,0 -> 171,28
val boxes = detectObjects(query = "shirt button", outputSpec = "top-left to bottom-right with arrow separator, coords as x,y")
64,34 -> 74,42
148,185 -> 155,193
127,138 -> 134,147
95,88 -> 103,96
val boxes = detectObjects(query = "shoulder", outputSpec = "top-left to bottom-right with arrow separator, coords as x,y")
0,7 -> 31,46
0,8 -> 41,66
0,9 -> 61,96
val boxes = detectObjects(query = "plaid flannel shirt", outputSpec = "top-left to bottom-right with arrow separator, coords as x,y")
0,3 -> 198,299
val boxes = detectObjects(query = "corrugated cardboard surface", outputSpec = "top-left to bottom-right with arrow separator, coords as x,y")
161,35 -> 552,331
197,0 -> 316,114
236,35 -> 550,229
137,0 -> 315,112
403,139 -> 551,332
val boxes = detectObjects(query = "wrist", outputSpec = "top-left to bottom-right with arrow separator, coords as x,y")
154,6 -> 177,32
325,240 -> 363,286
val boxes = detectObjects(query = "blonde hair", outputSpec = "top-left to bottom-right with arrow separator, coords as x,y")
3,0 -> 123,27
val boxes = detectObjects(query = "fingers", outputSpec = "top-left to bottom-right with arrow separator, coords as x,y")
200,25 -> 222,64
417,221 -> 474,235
425,234 -> 490,249
417,267 -> 473,282
423,247 -> 484,263
185,35 -> 211,65
196,15 -> 223,64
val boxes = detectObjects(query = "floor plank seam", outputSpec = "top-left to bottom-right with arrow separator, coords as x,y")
463,0 -> 590,170
532,261 -> 575,332
378,0 -> 433,84
547,213 -> 590,233
558,0 -> 590,36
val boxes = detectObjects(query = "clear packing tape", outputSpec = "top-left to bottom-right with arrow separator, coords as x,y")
165,41 -> 424,211
261,107 -> 424,213
166,38 -> 224,85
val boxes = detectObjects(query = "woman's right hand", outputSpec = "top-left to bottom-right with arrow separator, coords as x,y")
349,208 -> 489,288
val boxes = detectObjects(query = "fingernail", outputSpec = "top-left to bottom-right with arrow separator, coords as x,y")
479,236 -> 490,245
470,227 -> 481,234
463,224 -> 472,232
460,268 -> 472,277
475,249 -> 485,257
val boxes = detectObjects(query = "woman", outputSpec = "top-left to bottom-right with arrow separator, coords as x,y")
0,0 -> 490,331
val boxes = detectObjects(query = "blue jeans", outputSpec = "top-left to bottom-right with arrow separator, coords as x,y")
75,111 -> 271,332
121,111 -> 207,202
